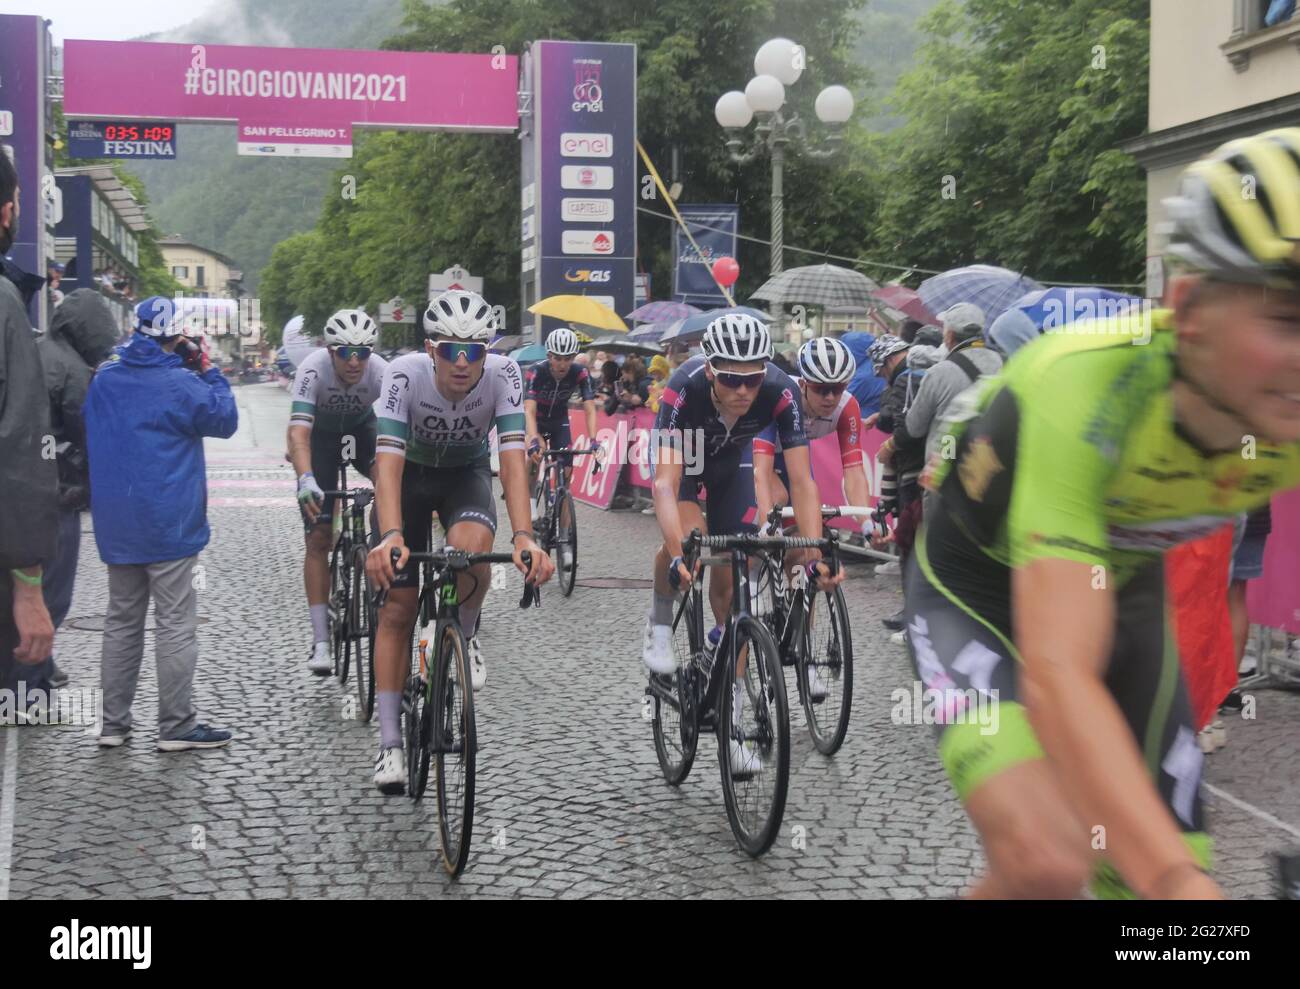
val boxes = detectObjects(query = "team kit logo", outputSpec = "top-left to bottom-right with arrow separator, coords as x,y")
572,59 -> 603,112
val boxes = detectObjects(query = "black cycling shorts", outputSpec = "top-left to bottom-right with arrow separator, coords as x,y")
306,418 -> 377,526
904,515 -> 1211,897
674,447 -> 758,537
389,457 -> 498,590
539,417 -> 573,468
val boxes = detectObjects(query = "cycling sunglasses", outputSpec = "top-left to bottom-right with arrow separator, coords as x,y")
807,381 -> 848,398
709,364 -> 766,390
331,345 -> 372,361
434,341 -> 488,364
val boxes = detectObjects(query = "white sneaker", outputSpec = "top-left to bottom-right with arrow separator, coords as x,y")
1211,719 -> 1227,750
876,559 -> 902,577
890,630 -> 906,646
373,746 -> 406,795
805,664 -> 828,702
728,738 -> 763,778
641,619 -> 677,675
307,641 -> 332,676
97,730 -> 131,748
467,636 -> 487,691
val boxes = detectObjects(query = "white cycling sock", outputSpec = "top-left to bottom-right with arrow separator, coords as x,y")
310,604 -> 328,644
377,692 -> 402,750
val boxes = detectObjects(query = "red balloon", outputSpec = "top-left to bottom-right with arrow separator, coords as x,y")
712,256 -> 740,288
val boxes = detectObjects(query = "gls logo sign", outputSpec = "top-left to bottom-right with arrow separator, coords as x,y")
564,268 -> 612,284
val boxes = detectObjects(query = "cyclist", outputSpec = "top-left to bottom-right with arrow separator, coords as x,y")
642,312 -> 842,773
908,127 -> 1300,899
752,335 -> 869,521
524,327 -> 601,522
365,290 -> 553,794
287,309 -> 388,676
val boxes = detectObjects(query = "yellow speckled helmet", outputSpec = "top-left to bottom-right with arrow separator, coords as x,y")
1163,127 -> 1300,288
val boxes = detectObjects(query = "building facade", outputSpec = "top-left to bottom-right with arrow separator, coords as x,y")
54,166 -> 148,335
1124,0 -> 1300,295
159,234 -> 262,361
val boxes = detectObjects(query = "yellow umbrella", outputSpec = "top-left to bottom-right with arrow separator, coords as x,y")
528,294 -> 628,333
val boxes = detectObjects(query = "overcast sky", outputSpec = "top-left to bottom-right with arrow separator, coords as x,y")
9,0 -> 218,45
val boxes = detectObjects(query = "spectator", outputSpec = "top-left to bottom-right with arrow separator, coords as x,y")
47,261 -> 65,309
841,330 -> 888,419
898,318 -> 923,344
913,324 -> 944,350
646,354 -> 671,412
898,302 -> 1002,469
867,334 -> 929,634
665,343 -> 690,370
1229,505 -> 1272,675
616,355 -> 651,412
0,149 -> 58,718
987,306 -> 1041,359
84,296 -> 238,750
35,289 -> 120,691
598,359 -> 620,415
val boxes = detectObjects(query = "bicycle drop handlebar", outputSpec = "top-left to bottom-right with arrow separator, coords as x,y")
373,546 -> 540,611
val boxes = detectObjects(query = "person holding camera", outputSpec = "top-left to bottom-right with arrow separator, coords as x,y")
84,296 -> 238,750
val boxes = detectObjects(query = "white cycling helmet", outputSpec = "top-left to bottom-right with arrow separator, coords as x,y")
545,327 -> 581,356
323,309 -> 378,347
701,312 -> 772,363
423,290 -> 495,340
798,336 -> 856,384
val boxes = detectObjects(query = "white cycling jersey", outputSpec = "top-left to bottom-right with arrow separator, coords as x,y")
375,352 -> 527,468
289,347 -> 388,431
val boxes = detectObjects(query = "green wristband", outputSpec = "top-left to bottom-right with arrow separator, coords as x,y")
11,568 -> 42,587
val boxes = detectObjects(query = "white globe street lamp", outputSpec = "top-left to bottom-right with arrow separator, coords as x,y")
716,40 -> 855,277
714,91 -> 753,130
743,74 -> 786,115
815,85 -> 855,124
754,37 -> 803,86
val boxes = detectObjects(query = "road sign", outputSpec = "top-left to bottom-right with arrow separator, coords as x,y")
379,296 -> 415,324
428,264 -> 483,299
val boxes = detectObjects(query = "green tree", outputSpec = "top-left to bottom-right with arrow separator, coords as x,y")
872,0 -> 1150,288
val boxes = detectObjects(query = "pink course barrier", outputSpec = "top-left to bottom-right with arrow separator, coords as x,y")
1247,487 -> 1300,635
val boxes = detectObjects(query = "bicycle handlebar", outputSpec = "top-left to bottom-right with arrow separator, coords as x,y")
775,504 -> 872,520
374,546 -> 540,611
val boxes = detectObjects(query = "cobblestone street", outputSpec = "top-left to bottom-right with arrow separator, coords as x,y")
2,382 -> 1296,899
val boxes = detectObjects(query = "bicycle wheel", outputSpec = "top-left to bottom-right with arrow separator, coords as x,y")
799,585 -> 854,755
402,670 -> 430,799
533,467 -> 551,543
328,542 -> 349,680
651,587 -> 702,785
556,490 -> 578,597
352,545 -> 376,722
718,615 -> 790,857
434,622 -> 476,877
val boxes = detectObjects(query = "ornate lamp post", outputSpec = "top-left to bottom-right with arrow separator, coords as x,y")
715,38 -> 855,278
